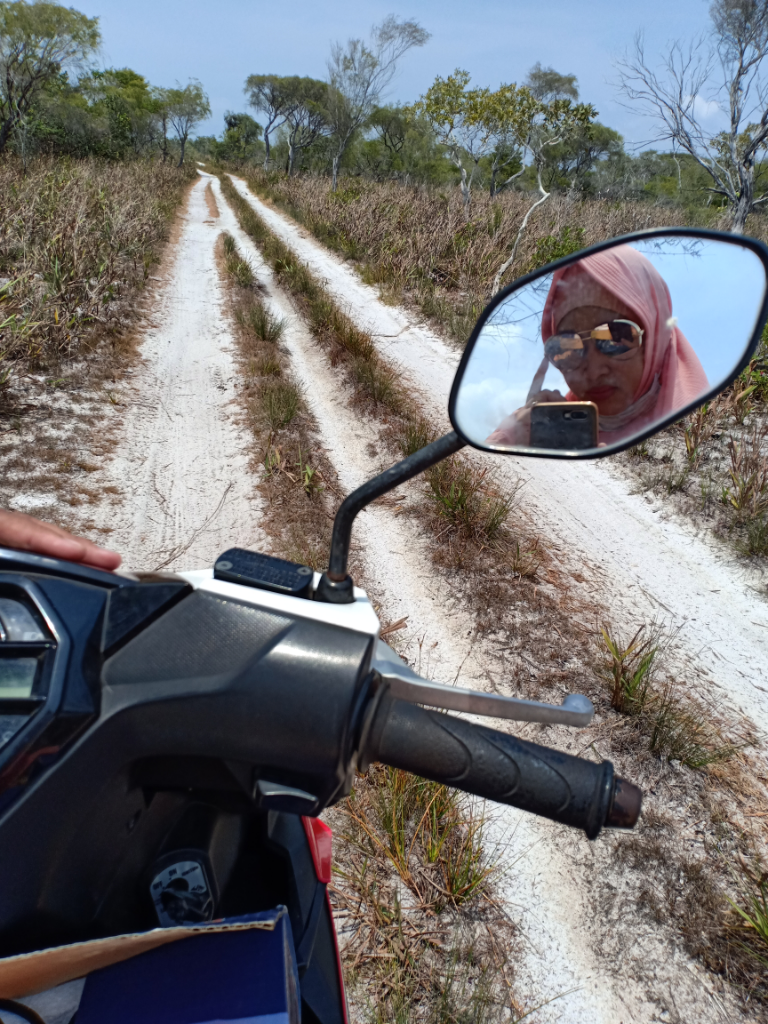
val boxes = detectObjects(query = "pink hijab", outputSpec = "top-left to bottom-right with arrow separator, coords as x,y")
541,245 -> 709,441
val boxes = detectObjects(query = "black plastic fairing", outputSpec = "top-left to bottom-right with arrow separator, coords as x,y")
0,548 -> 129,588
0,587 -> 374,955
101,582 -> 191,655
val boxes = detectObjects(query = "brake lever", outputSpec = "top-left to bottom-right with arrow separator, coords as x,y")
372,640 -> 594,728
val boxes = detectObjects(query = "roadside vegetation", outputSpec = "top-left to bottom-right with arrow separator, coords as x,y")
218,224 -> 521,1020
219,173 -> 768,1015
0,157 -> 194,373
0,0 -> 208,530
238,167 -> 737,346
621,331 -> 768,560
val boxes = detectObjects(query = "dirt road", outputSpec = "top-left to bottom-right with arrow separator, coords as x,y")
217,175 -> 745,1024
89,175 -> 265,571
72,171 -> 753,1023
229,175 -> 768,740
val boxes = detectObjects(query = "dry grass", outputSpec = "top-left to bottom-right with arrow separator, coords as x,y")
240,168 -> 766,347
613,823 -> 768,1008
217,230 -> 337,571
623,332 -> 768,560
220,178 -> 768,1016
327,766 -> 523,1023
425,460 -> 516,546
0,156 -> 195,375
598,623 -> 743,769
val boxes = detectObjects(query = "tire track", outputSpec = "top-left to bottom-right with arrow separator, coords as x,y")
213,175 -> 743,1024
89,174 -> 266,571
228,174 -> 768,740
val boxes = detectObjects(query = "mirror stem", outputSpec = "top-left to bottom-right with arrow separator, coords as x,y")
316,431 -> 466,604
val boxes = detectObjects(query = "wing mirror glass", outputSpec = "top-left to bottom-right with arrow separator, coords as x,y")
449,230 -> 768,457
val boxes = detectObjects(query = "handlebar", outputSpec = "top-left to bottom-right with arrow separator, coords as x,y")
366,694 -> 641,839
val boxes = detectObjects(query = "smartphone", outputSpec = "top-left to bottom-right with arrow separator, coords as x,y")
529,402 -> 598,450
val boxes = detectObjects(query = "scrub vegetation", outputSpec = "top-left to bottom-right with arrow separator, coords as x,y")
0,157 -> 194,375
237,167 -> 739,347
218,225 -> 520,1022
218,175 -> 768,1017
622,328 -> 768,560
235,169 -> 768,567
0,156 -> 193,543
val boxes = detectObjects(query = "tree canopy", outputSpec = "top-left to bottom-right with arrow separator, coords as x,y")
0,0 -> 100,152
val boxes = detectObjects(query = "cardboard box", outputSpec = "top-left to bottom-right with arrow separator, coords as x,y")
0,909 -> 287,1006
76,910 -> 300,1024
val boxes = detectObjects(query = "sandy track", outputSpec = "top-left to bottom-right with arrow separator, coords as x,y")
229,176 -> 768,739
68,170 -> 748,1022
216,177 -> 742,1023
90,175 -> 265,572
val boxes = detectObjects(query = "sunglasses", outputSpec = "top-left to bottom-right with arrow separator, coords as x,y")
544,319 -> 644,372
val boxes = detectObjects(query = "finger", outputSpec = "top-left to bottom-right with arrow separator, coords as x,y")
0,512 -> 121,569
78,544 -> 122,571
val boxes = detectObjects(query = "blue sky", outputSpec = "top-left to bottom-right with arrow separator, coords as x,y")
87,0 -> 717,147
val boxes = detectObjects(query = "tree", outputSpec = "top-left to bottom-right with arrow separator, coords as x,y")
281,76 -> 329,175
361,104 -> 446,182
539,121 -> 625,193
413,71 -> 531,210
217,111 -> 262,162
244,74 -> 294,169
0,0 -> 99,153
414,68 -> 595,230
491,92 -> 596,292
164,80 -> 210,166
326,15 -> 429,190
81,68 -> 159,157
617,0 -> 768,232
151,84 -> 171,161
525,63 -> 579,103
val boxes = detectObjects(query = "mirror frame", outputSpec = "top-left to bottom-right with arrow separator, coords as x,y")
448,226 -> 768,459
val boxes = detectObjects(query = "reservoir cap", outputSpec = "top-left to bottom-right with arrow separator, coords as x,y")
214,548 -> 314,599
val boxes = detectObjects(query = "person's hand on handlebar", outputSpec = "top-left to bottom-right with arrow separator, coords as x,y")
0,509 -> 121,571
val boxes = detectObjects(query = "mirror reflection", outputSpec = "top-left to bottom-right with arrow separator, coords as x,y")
453,236 -> 767,453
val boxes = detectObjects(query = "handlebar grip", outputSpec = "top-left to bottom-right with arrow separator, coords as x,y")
366,696 -> 641,839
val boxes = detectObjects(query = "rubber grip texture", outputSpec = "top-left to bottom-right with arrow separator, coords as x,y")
369,696 -> 616,839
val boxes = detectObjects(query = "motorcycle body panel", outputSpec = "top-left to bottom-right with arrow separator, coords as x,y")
0,551 -> 363,1022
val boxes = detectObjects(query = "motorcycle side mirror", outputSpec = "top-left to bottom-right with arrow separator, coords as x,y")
317,228 -> 768,603
449,228 -> 768,457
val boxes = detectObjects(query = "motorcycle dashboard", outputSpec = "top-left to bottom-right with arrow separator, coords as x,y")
0,578 -> 71,798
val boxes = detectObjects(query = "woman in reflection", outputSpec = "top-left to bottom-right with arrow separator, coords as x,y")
487,245 -> 708,446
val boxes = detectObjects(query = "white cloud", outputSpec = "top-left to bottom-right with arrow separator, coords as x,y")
689,94 -> 722,121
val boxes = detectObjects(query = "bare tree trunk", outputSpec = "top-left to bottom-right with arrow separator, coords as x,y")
492,167 -> 550,295
459,166 -> 471,216
288,139 -> 296,176
672,152 -> 682,192
161,114 -> 169,163
177,134 -> 187,168
263,130 -> 271,170
731,185 -> 753,233
331,153 -> 340,191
